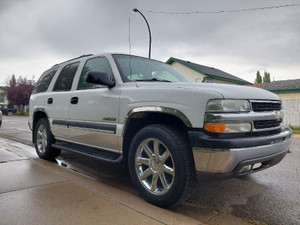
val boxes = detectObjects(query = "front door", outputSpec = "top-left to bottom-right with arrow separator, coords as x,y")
67,57 -> 121,152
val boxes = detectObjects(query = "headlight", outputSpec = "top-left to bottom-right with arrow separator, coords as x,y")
205,99 -> 251,133
206,99 -> 250,112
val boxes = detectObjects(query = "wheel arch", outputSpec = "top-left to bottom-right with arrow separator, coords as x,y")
122,107 -> 192,169
32,109 -> 49,143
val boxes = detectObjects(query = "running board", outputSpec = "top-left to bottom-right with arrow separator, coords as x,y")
52,141 -> 123,164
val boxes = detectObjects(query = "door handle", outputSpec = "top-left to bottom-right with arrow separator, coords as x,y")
70,97 -> 79,104
47,98 -> 53,104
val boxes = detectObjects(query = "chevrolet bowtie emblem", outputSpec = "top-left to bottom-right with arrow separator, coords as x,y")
275,111 -> 283,121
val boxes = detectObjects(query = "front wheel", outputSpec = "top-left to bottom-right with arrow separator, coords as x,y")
34,118 -> 60,160
128,124 -> 196,207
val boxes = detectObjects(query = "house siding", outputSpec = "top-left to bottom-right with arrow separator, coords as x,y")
0,87 -> 8,106
170,61 -> 247,85
209,78 -> 238,85
277,93 -> 300,127
171,62 -> 205,82
277,92 -> 300,100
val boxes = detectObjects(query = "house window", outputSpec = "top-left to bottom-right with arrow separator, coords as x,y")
0,93 -> 4,103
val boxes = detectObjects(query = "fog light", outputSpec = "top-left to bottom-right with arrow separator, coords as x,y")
253,163 -> 262,170
225,123 -> 251,133
239,165 -> 251,173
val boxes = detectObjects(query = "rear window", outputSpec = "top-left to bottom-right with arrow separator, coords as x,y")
32,67 -> 58,94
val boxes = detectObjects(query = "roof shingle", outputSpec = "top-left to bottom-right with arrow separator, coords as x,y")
263,79 -> 300,92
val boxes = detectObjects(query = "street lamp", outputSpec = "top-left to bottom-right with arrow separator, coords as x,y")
133,8 -> 152,59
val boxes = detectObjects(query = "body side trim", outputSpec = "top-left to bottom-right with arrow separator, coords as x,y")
126,106 -> 192,128
52,119 -> 117,134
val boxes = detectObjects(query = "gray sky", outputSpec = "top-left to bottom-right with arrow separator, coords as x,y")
0,0 -> 299,85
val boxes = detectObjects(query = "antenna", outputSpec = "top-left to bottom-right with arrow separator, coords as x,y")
128,18 -> 134,85
128,17 -> 132,55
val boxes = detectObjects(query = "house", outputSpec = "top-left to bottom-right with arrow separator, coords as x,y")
263,79 -> 300,127
251,83 -> 268,88
166,57 -> 252,85
0,86 -> 8,107
263,79 -> 300,96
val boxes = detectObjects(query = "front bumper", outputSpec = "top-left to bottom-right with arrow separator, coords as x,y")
189,128 -> 292,177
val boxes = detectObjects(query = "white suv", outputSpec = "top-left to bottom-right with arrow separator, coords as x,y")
29,53 -> 292,207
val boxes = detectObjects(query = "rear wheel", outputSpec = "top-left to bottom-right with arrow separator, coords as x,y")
34,118 -> 60,160
7,111 -> 13,116
128,124 -> 196,207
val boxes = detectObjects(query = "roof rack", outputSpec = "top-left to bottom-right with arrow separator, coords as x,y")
52,54 -> 93,67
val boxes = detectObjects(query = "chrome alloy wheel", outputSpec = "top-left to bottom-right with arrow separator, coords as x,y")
135,138 -> 175,195
36,124 -> 48,154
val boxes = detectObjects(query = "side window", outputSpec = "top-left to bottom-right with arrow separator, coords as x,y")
78,57 -> 113,90
53,62 -> 80,92
32,67 -> 58,94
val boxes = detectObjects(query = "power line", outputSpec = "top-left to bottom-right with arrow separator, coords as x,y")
140,3 -> 300,15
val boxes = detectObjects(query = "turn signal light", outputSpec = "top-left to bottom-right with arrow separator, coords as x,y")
204,122 -> 252,133
204,123 -> 226,133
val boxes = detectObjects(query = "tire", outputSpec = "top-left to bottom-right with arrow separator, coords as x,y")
128,124 -> 196,207
7,111 -> 13,116
34,118 -> 60,160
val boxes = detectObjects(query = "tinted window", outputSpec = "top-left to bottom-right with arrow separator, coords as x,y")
53,62 -> 80,92
78,57 -> 113,90
32,67 -> 58,94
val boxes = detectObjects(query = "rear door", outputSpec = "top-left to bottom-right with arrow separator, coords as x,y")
47,61 -> 80,140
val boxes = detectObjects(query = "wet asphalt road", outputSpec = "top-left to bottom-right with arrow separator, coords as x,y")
191,138 -> 300,225
0,116 -> 299,225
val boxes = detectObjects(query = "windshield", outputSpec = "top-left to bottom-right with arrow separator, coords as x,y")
113,54 -> 189,83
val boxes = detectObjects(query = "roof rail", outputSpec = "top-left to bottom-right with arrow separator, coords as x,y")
52,54 -> 93,67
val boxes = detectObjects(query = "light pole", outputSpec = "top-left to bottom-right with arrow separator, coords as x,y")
133,8 -> 152,59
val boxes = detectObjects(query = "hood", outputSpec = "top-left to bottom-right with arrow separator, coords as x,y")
135,82 -> 279,100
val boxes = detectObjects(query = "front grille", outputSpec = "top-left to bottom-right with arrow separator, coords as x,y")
251,102 -> 281,112
254,120 -> 282,130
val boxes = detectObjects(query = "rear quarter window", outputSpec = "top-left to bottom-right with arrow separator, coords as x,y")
32,67 -> 58,94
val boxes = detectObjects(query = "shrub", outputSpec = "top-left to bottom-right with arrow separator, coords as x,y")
16,110 -> 29,116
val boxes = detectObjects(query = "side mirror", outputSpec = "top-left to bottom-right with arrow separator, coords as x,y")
85,71 -> 115,88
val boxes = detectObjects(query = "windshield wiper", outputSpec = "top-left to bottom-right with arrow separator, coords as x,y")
135,78 -> 171,82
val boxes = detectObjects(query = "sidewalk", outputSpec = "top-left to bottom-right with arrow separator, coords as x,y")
0,137 -> 251,225
293,134 -> 300,138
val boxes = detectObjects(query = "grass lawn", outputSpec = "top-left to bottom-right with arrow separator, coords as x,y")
291,128 -> 300,134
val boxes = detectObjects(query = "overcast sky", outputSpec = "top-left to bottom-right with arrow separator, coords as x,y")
0,0 -> 299,85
